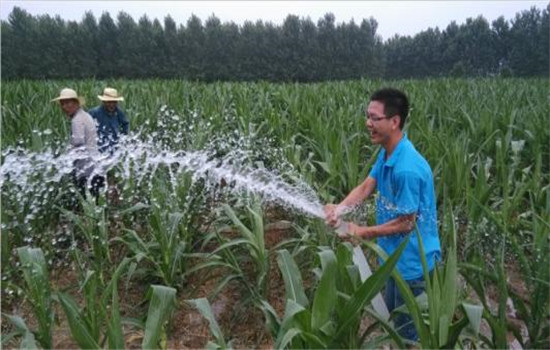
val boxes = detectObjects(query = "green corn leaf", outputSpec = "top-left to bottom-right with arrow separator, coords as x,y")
392,292 -> 428,314
188,298 -> 227,348
16,246 -> 52,349
364,239 -> 431,346
438,314 -> 450,345
142,285 -> 177,350
276,328 -> 302,350
333,237 -> 408,343
280,299 -> 308,331
300,331 -> 328,348
105,259 -> 130,350
311,250 -> 337,331
118,202 -> 149,214
248,203 -> 265,254
222,204 -> 255,243
363,308 -> 406,349
210,238 -> 258,256
277,250 -> 309,307
205,341 -> 222,350
55,292 -> 100,349
106,278 -> 124,350
274,298 -> 313,347
2,314 -> 39,350
260,300 -> 281,337
462,302 -> 483,337
20,330 -> 39,350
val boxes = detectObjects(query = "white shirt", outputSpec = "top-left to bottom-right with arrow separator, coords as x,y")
70,108 -> 98,154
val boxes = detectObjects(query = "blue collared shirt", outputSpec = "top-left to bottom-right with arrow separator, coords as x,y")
369,133 -> 441,280
88,105 -> 129,153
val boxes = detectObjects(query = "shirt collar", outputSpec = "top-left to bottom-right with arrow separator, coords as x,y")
69,107 -> 82,118
101,105 -> 118,116
383,133 -> 408,167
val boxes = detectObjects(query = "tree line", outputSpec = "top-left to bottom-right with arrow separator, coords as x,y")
1,5 -> 548,81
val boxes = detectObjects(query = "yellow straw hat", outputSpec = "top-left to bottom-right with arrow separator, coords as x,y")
98,87 -> 124,102
51,88 -> 85,105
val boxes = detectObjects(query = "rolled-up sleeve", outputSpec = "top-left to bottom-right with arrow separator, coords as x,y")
71,117 -> 86,147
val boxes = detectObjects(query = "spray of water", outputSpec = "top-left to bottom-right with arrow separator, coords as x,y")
1,133 -> 326,232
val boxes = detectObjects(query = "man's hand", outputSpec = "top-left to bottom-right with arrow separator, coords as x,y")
347,222 -> 360,236
336,222 -> 363,244
337,223 -> 370,240
324,204 -> 340,227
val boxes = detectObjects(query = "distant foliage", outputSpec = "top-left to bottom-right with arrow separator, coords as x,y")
1,5 -> 548,80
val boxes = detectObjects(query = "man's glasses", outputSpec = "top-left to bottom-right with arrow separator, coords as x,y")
366,115 -> 394,122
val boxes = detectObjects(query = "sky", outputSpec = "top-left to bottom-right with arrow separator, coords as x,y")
0,1 -> 547,41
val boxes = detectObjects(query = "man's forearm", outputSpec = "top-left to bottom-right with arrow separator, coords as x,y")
339,177 -> 376,208
354,214 -> 416,239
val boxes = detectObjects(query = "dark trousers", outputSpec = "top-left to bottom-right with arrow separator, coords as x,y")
384,275 -> 427,341
74,173 -> 105,202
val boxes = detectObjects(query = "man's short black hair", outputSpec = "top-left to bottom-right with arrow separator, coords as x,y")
370,88 -> 409,130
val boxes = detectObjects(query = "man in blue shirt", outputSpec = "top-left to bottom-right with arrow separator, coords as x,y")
325,88 -> 441,342
88,87 -> 129,154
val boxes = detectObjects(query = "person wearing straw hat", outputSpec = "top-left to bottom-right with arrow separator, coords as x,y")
51,88 -> 103,200
89,87 -> 129,154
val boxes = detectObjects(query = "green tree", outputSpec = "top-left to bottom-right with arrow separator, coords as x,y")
163,15 -> 179,78
1,19 -> 15,79
4,7 -> 37,78
360,18 -> 384,78
317,13 -> 337,79
238,20 -> 261,80
116,12 -> 139,76
459,16 -> 498,75
36,15 -> 67,78
203,15 -> 239,81
508,6 -> 548,76
541,4 -> 550,77
2,6 -> 548,80
281,15 -> 303,80
492,16 -> 511,74
298,17 -> 319,81
440,21 -> 461,75
79,11 -> 99,77
97,12 -> 119,78
185,15 -> 205,79
151,18 -> 166,77
131,15 -> 162,77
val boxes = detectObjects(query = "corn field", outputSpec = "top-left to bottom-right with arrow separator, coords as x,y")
1,78 -> 549,349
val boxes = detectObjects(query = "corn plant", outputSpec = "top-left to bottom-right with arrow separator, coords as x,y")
415,206 -> 484,348
3,247 -> 53,349
363,205 -> 484,349
141,285 -> 177,350
188,298 -> 233,350
258,239 -> 406,349
1,314 -> 39,349
114,205 -> 190,288
193,202 -> 270,305
59,196 -> 111,279
53,257 -> 130,349
113,166 -> 205,288
460,243 -> 511,348
461,190 -> 550,349
1,165 -> 74,277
